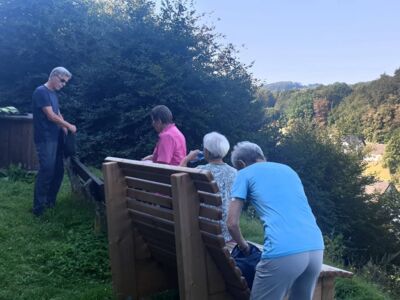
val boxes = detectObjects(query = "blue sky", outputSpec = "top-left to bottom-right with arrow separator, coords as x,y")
190,0 -> 400,85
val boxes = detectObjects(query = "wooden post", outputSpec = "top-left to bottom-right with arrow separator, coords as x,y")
321,277 -> 335,300
171,173 -> 208,300
103,162 -> 136,300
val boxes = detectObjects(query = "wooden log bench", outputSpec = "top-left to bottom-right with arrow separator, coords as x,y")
103,157 -> 352,300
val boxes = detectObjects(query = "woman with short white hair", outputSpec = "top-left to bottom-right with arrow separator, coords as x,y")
180,132 -> 236,242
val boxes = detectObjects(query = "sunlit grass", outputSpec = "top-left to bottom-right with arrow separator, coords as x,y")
365,161 -> 391,181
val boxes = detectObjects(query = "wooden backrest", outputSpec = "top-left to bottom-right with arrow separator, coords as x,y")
103,157 -> 250,300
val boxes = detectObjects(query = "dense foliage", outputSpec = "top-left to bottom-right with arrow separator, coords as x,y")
0,0 -> 268,164
269,121 -> 400,266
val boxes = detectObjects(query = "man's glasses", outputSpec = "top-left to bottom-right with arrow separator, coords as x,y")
58,77 -> 68,84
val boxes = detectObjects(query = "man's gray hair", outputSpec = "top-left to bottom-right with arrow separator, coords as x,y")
49,67 -> 72,79
231,141 -> 265,168
203,132 -> 230,160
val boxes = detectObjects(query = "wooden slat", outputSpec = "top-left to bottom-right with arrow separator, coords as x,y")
200,205 -> 222,220
172,173 -> 208,300
122,168 -> 171,184
103,162 -> 137,299
226,283 -> 250,300
321,277 -> 335,300
194,180 -> 219,193
132,229 -> 152,260
125,176 -> 172,196
134,222 -> 176,247
127,188 -> 172,208
128,209 -> 175,233
199,219 -> 222,235
201,231 -> 226,248
72,157 -> 104,186
147,244 -> 178,268
127,198 -> 173,221
206,247 -> 248,290
105,157 -> 214,182
140,232 -> 176,254
205,251 -> 228,296
198,191 -> 222,206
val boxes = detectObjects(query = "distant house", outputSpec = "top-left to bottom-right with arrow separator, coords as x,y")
365,181 -> 398,196
364,143 -> 386,162
342,135 -> 365,153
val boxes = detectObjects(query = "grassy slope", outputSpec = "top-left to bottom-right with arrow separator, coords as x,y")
0,174 -> 391,300
0,177 -> 113,300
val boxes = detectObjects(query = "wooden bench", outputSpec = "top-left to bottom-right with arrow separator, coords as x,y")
103,157 -> 352,300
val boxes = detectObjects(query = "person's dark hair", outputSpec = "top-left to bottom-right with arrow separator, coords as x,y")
151,105 -> 173,124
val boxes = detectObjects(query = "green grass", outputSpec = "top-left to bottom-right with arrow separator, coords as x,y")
335,277 -> 391,300
240,210 -> 393,300
0,176 -> 113,300
0,172 -> 393,300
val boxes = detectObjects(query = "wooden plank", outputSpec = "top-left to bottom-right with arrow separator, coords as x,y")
128,209 -> 175,233
226,283 -> 250,300
127,198 -> 173,221
206,247 -> 248,290
136,223 -> 176,253
321,277 -> 335,300
201,231 -> 226,248
105,157 -> 213,182
172,173 -> 208,300
127,188 -> 172,208
205,251 -> 228,296
200,205 -> 222,220
194,180 -> 219,193
319,264 -> 353,278
132,229 -> 151,260
312,278 -> 322,300
72,157 -> 104,186
147,244 -> 178,268
122,167 -> 172,184
103,162 -> 137,299
199,219 -> 222,235
0,119 -> 10,169
198,191 -> 222,206
125,176 -> 172,196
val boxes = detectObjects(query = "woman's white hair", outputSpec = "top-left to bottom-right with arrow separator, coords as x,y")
203,132 -> 230,159
49,67 -> 72,79
231,141 -> 265,169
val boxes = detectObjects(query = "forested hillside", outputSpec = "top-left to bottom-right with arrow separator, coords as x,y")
266,70 -> 400,142
331,71 -> 400,142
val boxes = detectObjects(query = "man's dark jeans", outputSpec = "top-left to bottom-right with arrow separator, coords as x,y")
33,138 -> 64,216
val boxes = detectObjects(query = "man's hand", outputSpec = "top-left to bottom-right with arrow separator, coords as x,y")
142,155 -> 153,161
68,124 -> 77,134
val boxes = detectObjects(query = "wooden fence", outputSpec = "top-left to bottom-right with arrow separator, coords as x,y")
0,114 -> 38,170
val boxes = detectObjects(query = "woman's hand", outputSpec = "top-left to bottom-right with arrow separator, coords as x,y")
180,149 -> 200,167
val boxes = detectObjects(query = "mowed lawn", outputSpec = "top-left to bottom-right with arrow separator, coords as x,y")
0,176 -> 113,300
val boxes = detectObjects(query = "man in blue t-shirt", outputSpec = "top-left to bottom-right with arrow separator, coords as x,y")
32,67 -> 77,216
227,141 -> 324,300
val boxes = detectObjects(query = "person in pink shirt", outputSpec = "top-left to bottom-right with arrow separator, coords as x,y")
142,105 -> 187,165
